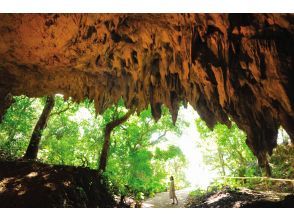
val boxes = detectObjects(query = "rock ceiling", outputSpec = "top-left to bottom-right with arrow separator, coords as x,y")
0,14 -> 293,164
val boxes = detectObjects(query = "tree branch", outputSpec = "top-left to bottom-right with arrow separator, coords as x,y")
149,130 -> 167,146
50,102 -> 72,116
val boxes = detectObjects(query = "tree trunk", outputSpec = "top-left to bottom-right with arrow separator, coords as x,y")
0,93 -> 14,123
217,147 -> 226,176
264,162 -> 272,177
23,96 -> 55,160
257,152 -> 272,177
98,109 -> 134,173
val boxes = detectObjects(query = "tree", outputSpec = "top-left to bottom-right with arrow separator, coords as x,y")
0,96 -> 41,158
105,105 -> 188,196
195,119 -> 259,178
270,127 -> 293,179
39,96 -> 83,165
1,95 -> 189,197
24,96 -> 55,159
98,108 -> 134,173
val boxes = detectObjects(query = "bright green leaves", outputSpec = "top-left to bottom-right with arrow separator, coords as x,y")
105,104 -> 187,197
0,95 -> 188,198
0,96 -> 42,158
195,118 -> 258,177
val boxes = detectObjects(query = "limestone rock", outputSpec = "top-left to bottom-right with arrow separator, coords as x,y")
0,14 -> 293,163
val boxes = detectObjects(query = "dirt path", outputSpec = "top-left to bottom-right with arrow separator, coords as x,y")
142,188 -> 193,208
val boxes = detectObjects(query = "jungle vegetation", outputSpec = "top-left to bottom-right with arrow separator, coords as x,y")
0,95 -> 292,200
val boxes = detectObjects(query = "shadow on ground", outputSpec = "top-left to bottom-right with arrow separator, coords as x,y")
0,160 -> 115,207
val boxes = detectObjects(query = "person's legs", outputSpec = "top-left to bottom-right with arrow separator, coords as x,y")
175,195 -> 178,204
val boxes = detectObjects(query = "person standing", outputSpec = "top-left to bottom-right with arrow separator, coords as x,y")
169,176 -> 178,205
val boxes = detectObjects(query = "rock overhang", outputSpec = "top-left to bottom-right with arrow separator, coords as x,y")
0,13 -> 293,164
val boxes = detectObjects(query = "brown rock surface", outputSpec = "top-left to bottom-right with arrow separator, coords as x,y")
0,14 -> 293,164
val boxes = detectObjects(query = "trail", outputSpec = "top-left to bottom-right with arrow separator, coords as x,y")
142,187 -> 193,208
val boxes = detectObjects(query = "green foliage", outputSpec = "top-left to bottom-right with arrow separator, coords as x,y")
0,96 -> 42,158
270,128 -> 293,179
3,95 -> 291,198
195,120 -> 293,191
105,105 -> 188,197
40,96 -> 103,167
195,119 -> 259,178
0,95 -> 188,199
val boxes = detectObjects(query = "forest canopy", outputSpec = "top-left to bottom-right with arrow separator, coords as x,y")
0,95 -> 189,197
0,95 -> 293,201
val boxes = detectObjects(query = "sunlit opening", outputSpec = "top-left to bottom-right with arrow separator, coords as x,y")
159,105 -> 217,188
71,107 -> 93,122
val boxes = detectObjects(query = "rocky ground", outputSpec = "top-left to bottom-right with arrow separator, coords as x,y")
1,159 -> 293,208
185,187 -> 294,208
142,186 -> 294,208
0,160 -> 115,207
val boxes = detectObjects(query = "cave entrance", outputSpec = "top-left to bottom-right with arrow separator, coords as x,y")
150,105 -> 293,189
0,95 -> 293,208
150,105 -> 217,189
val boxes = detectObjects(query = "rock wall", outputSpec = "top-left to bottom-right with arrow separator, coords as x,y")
0,14 -> 293,163
0,93 -> 14,123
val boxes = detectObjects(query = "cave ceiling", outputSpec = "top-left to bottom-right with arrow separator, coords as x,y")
0,14 -> 293,162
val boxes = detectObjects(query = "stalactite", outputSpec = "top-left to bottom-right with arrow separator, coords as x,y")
0,14 -> 293,165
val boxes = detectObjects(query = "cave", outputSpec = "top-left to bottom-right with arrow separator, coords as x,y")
1,14 -> 293,165
0,14 -> 293,207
